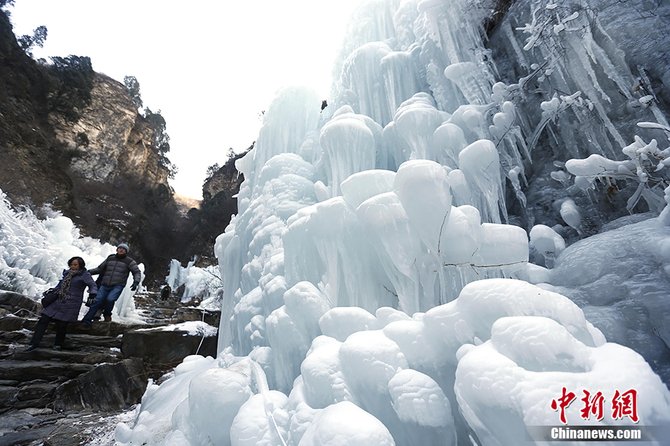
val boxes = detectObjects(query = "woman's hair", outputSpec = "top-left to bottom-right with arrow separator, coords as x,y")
67,256 -> 86,269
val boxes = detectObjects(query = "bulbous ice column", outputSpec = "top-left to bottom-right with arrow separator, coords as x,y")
393,93 -> 450,160
284,196 -> 394,312
357,192 -> 424,314
444,61 -> 492,105
394,159 -> 452,253
339,42 -> 394,125
236,86 -> 321,197
432,122 -> 467,168
320,108 -> 381,196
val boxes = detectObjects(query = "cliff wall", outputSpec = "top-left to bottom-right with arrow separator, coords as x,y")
0,10 -> 183,283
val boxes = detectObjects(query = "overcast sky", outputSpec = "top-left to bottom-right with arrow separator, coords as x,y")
9,0 -> 365,199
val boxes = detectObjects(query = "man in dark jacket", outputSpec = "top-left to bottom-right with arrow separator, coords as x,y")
81,243 -> 141,325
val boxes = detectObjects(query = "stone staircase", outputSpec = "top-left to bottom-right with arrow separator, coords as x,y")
0,290 -> 220,445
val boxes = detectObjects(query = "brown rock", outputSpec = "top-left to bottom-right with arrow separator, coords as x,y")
53,358 -> 147,411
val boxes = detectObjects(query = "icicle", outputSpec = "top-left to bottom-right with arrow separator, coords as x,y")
458,140 -> 505,223
381,49 -> 423,116
659,185 -> 670,226
444,62 -> 492,105
638,66 -> 670,129
339,42 -> 395,125
508,166 -> 527,208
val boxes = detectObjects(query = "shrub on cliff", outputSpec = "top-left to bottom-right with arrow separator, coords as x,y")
45,55 -> 94,122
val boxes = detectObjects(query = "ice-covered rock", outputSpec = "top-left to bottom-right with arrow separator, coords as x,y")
529,224 -> 565,267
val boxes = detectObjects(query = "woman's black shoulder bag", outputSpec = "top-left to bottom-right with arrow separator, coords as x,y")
41,288 -> 60,307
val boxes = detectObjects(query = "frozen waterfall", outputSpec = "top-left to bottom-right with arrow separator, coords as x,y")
117,0 -> 670,445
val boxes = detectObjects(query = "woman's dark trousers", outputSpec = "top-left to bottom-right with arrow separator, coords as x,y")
30,314 -> 68,347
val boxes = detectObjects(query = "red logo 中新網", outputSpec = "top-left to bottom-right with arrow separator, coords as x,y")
551,388 -> 638,424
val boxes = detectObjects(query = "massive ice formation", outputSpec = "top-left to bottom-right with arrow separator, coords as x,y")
117,0 -> 670,444
0,190 -> 115,296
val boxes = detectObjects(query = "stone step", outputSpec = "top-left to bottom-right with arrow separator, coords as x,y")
0,329 -> 30,348
0,423 -> 56,446
0,316 -> 161,340
9,332 -> 124,351
11,345 -> 121,364
174,307 -> 221,327
135,307 -> 221,327
135,295 -> 182,305
12,382 -> 58,409
38,320 -> 154,337
0,360 -> 94,383
0,288 -> 219,442
28,410 -> 118,446
65,332 -> 123,347
136,307 -> 178,322
0,314 -> 30,332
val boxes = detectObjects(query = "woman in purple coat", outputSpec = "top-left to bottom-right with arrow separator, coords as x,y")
26,256 -> 97,351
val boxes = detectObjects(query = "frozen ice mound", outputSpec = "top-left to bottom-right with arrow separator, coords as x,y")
455,316 -> 670,445
298,401 -> 395,446
544,217 -> 670,383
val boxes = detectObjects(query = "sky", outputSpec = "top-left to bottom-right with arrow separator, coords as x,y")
8,0 -> 366,199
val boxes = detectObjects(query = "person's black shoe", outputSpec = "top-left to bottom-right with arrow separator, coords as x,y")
53,345 -> 62,351
80,321 -> 92,329
25,345 -> 38,352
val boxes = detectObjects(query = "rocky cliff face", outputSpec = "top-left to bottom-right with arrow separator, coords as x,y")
0,9 -> 67,210
0,10 -> 186,284
181,149 -> 248,266
51,73 -> 169,188
202,150 -> 248,202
